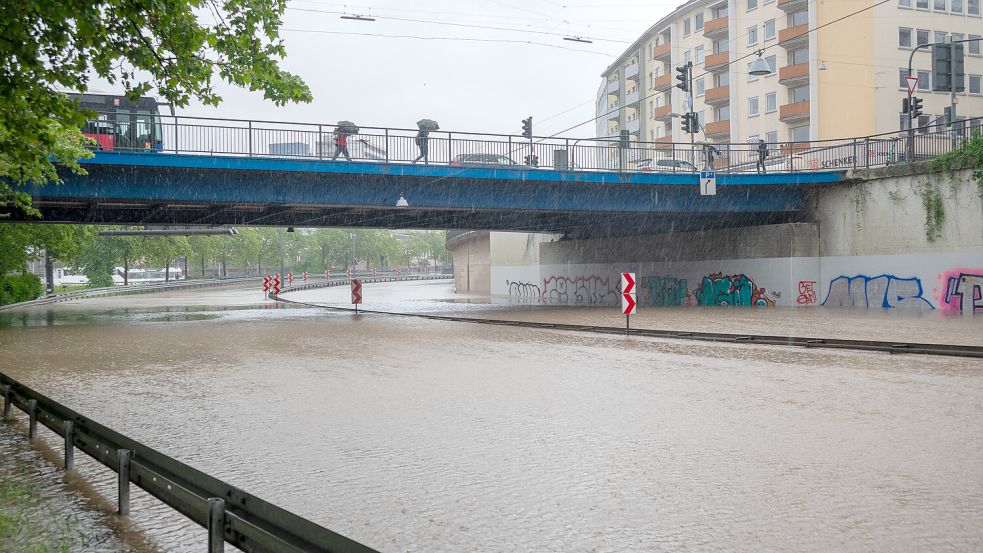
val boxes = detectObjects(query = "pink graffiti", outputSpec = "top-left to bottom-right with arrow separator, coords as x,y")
796,280 -> 818,305
938,269 -> 983,314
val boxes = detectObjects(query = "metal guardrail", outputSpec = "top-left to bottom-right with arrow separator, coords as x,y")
0,372 -> 380,553
84,112 -> 983,175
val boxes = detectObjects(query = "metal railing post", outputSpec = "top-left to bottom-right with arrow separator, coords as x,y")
118,449 -> 131,515
864,138 -> 870,169
385,129 -> 390,163
248,121 -> 253,157
64,420 -> 74,470
208,498 -> 226,552
27,399 -> 37,438
174,116 -> 180,154
318,124 -> 323,159
2,385 -> 9,419
447,132 -> 453,164
852,139 -> 858,170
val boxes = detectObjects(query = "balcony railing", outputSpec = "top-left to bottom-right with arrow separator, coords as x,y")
779,62 -> 810,85
653,104 -> 674,120
780,100 -> 811,122
625,89 -> 640,105
704,16 -> 729,38
779,24 -> 809,48
704,120 -> 731,137
625,62 -> 640,79
777,0 -> 808,11
654,74 -> 672,91
652,43 -> 672,61
607,80 -> 620,93
705,51 -> 730,72
704,85 -> 730,106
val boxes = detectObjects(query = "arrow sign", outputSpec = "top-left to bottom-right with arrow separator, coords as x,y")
621,272 -> 635,295
351,278 -> 362,305
700,171 -> 716,196
905,75 -> 919,95
622,293 -> 637,315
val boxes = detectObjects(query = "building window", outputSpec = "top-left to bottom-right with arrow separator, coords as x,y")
970,0 -> 980,15
716,105 -> 730,121
789,48 -> 809,65
684,50 -> 692,64
791,125 -> 810,142
696,12 -> 704,31
715,5 -> 729,17
747,62 -> 759,81
791,85 -> 809,103
899,28 -> 912,48
696,111 -> 706,126
899,0 -> 912,6
899,68 -> 909,88
934,0 -> 946,9
916,29 -> 929,46
716,72 -> 730,87
789,10 -> 808,26
969,36 -> 981,55
953,33 -> 964,44
935,31 -> 947,44
969,74 -> 982,94
748,0 -> 758,10
765,55 -> 777,74
748,96 -> 760,116
748,25 -> 758,46
764,19 -> 776,41
917,0 -> 929,8
952,0 -> 963,12
696,77 -> 706,96
684,18 -> 691,36
696,45 -> 705,65
766,92 -> 777,112
714,38 -> 729,53
917,69 -> 930,90
766,131 -> 778,143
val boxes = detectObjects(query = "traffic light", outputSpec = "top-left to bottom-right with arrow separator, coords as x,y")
932,43 -> 952,92
953,43 -> 965,92
910,96 -> 923,119
521,116 -> 533,139
675,64 -> 689,91
681,112 -> 696,134
524,154 -> 539,166
619,129 -> 630,149
902,97 -> 910,114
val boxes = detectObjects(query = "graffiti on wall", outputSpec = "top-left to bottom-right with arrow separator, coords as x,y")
695,273 -> 775,307
505,275 -> 617,304
822,274 -> 934,310
939,270 -> 983,314
796,281 -> 818,305
645,276 -> 691,307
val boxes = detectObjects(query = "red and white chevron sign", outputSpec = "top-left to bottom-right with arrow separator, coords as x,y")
621,272 -> 637,315
272,274 -> 281,295
302,271 -> 308,282
351,278 -> 362,305
287,272 -> 294,285
262,275 -> 270,292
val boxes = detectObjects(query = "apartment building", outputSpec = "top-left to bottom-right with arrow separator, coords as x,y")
596,0 -> 983,160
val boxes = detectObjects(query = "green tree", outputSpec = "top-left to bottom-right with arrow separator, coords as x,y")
187,235 -> 222,278
143,236 -> 191,281
406,231 -> 449,269
1,0 -> 312,218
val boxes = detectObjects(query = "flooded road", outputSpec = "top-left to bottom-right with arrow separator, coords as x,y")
1,280 -> 982,552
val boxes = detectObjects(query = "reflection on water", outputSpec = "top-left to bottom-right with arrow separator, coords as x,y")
1,280 -> 982,552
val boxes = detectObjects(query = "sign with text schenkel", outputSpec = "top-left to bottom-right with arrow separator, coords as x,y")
621,272 -> 637,315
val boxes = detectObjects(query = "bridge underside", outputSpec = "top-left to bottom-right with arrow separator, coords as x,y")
12,152 -> 840,236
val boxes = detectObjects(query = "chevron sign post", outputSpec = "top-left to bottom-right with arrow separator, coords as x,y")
351,278 -> 362,313
262,275 -> 270,294
621,272 -> 637,331
272,274 -> 281,296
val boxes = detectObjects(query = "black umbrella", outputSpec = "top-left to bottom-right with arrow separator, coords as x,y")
337,121 -> 359,134
417,119 -> 439,131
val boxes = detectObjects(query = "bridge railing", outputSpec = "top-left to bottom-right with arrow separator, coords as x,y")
86,112 -> 983,174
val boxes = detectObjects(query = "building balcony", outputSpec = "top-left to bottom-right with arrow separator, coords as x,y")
779,24 -> 809,48
777,0 -> 808,11
607,108 -> 620,121
704,120 -> 730,138
625,62 -> 640,79
607,79 -> 620,93
704,16 -> 729,39
624,89 -> 640,105
653,136 -> 674,149
654,74 -> 672,91
704,51 -> 730,72
778,62 -> 809,85
779,100 -> 810,122
626,118 -> 641,133
652,42 -> 671,61
653,104 -> 673,120
704,85 -> 730,106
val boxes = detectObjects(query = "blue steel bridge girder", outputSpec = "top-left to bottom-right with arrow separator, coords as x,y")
20,152 -> 844,233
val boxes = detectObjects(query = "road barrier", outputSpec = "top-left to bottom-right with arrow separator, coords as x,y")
0,373 -> 380,553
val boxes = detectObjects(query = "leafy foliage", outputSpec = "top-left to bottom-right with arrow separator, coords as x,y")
0,0 -> 312,217
932,129 -> 983,200
0,273 -> 44,306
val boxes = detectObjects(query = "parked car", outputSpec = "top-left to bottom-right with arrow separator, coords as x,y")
450,153 -> 517,167
632,158 -> 698,172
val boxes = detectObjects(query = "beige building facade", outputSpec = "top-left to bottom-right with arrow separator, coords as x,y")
597,0 -> 983,157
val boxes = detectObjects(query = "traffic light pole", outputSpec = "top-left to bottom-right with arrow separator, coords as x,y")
688,62 -> 695,169
905,44 -> 930,163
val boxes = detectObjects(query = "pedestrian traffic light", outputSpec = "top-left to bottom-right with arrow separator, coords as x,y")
675,65 -> 689,91
681,112 -> 695,134
910,96 -> 923,119
521,117 -> 533,139
619,129 -> 630,149
902,97 -> 909,114
524,154 -> 539,166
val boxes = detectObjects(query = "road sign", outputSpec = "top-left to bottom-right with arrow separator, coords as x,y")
287,272 -> 294,285
302,271 -> 308,282
272,274 -> 281,296
325,270 -> 331,280
351,279 -> 362,305
905,75 -> 919,95
262,275 -> 270,292
346,267 -> 353,278
621,272 -> 637,316
700,171 -> 717,196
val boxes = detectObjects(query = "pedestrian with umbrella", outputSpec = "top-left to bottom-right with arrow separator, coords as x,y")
414,119 -> 439,164
332,121 -> 358,161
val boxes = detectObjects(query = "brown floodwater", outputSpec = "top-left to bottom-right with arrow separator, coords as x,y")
1,280 -> 981,552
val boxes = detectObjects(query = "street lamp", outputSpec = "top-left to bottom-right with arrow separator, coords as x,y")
395,194 -> 409,208
748,51 -> 773,76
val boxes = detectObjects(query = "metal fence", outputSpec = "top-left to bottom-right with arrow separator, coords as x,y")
84,112 -> 983,174
0,372 -> 379,553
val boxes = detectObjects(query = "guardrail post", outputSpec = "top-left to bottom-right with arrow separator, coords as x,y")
208,498 -> 226,552
118,449 -> 131,515
2,385 -> 10,419
64,420 -> 74,470
27,399 -> 37,439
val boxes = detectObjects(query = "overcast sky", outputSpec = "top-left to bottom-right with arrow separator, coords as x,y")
173,0 -> 676,138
